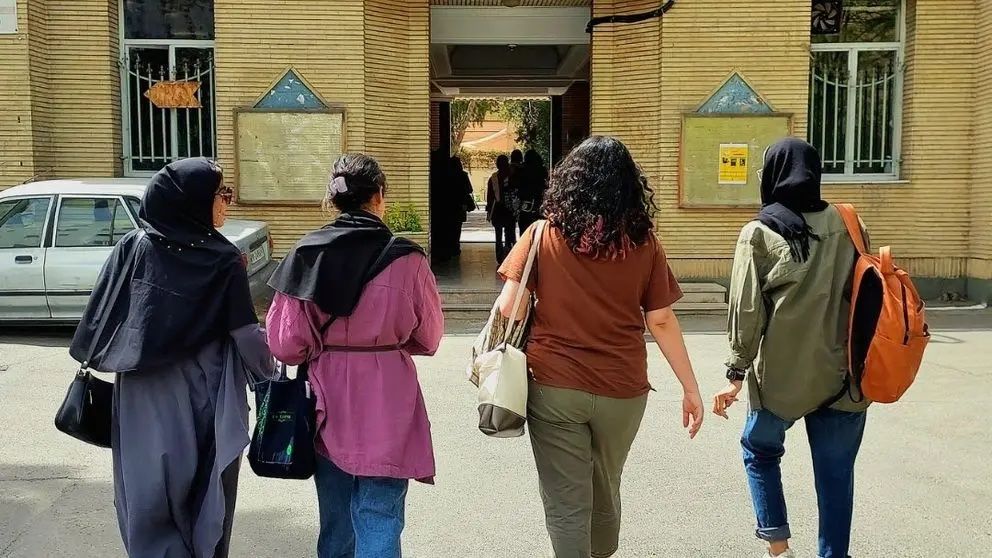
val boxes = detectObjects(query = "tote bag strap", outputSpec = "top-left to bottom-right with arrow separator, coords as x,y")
80,230 -> 146,372
503,220 -> 545,345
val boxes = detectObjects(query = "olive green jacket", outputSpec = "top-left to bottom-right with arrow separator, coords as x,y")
726,205 -> 872,421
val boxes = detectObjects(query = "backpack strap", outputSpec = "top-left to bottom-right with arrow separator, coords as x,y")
835,203 -> 868,255
821,376 -> 852,409
822,203 -> 871,410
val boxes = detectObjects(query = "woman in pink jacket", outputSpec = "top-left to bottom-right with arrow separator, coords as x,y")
266,153 -> 444,558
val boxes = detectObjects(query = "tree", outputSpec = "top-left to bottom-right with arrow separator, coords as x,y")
499,99 -> 552,164
448,98 -> 553,163
450,99 -> 502,153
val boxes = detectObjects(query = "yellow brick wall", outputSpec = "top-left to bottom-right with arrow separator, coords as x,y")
215,0 -> 368,252
432,1 -> 589,5
0,0 -> 39,187
972,6 -> 992,280
590,0 -> 811,278
1,0 -> 120,186
591,0 -> 977,281
25,0 -> 52,179
218,0 -> 430,254
364,0 -> 431,230
45,0 -> 121,177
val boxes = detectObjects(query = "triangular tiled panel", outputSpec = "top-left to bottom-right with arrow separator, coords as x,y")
697,74 -> 773,114
254,69 -> 328,110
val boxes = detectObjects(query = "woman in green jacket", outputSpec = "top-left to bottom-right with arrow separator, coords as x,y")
712,138 -> 871,558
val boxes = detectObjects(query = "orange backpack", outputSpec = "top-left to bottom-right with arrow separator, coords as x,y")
835,204 -> 930,404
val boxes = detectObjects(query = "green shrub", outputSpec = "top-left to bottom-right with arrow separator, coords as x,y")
384,204 -> 424,233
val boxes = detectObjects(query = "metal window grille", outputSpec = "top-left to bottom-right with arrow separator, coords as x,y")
808,0 -> 905,181
120,41 -> 216,176
809,46 -> 901,178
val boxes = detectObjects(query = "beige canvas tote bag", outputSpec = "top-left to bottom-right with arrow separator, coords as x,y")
469,221 -> 545,438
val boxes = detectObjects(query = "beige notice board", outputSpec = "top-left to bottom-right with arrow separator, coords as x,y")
236,109 -> 345,203
680,113 -> 792,208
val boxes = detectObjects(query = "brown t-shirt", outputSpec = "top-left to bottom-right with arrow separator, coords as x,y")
498,222 -> 683,398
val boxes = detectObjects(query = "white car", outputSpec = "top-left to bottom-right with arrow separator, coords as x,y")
0,179 -> 275,322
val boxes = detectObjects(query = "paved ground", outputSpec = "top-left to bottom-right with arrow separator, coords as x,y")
1,312 -> 990,557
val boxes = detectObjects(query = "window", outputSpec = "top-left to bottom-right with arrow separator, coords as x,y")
809,0 -> 903,180
55,198 -> 135,248
124,0 -> 214,40
0,198 -> 51,249
126,197 -> 142,218
122,0 -> 216,175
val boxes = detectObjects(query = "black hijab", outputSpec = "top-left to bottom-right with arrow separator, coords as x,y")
757,138 -> 829,262
268,210 -> 424,318
70,158 -> 258,373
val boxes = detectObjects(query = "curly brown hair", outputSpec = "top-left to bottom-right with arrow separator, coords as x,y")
543,136 -> 657,259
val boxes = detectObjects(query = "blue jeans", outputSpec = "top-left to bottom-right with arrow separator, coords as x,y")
742,408 -> 867,558
314,455 -> 409,558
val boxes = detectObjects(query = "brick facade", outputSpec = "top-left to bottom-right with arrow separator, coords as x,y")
1,0 -> 990,298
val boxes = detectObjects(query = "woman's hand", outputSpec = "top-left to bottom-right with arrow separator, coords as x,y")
682,390 -> 704,439
712,381 -> 744,419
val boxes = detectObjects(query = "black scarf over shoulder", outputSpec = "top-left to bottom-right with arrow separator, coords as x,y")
757,138 -> 829,262
267,211 -> 424,317
70,158 -> 258,373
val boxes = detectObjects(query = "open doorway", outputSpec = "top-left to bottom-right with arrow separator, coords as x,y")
430,90 -> 591,280
428,3 -> 591,285
432,97 -> 553,259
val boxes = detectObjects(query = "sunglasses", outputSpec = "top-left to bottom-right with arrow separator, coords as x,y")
215,186 -> 234,204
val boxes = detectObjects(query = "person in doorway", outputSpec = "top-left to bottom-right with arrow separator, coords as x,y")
517,149 -> 548,234
497,136 -> 705,558
70,158 -> 276,558
509,148 -> 525,202
449,155 -> 476,257
712,137 -> 871,558
266,153 -> 444,558
430,149 -> 454,262
486,154 -> 517,263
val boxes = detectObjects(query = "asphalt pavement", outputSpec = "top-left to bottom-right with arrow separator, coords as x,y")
1,312 -> 990,557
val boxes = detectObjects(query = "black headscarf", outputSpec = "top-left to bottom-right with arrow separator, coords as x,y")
757,138 -> 829,262
70,158 -> 258,373
268,211 -> 424,318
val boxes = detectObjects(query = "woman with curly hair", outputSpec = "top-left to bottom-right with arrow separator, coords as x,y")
496,136 -> 704,558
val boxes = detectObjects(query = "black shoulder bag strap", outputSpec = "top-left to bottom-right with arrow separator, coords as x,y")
79,231 -> 146,372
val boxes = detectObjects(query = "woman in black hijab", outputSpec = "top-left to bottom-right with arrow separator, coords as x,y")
517,149 -> 548,234
449,155 -> 476,257
714,138 -> 872,558
70,158 -> 275,558
755,136 -> 830,262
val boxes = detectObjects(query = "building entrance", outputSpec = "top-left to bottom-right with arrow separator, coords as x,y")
426,2 -> 592,328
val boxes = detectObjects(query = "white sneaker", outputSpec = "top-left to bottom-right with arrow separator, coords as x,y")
764,550 -> 795,558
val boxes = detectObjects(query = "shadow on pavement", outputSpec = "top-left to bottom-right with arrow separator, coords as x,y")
0,462 -> 318,558
0,463 -> 121,557
0,326 -> 75,349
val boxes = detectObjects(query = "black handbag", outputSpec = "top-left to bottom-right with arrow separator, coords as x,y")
54,370 -> 115,448
54,231 -> 144,448
247,363 -> 318,480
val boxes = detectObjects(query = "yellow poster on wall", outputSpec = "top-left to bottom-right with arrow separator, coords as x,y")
718,144 -> 749,185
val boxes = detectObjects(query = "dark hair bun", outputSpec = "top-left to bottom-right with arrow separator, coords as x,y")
327,153 -> 387,213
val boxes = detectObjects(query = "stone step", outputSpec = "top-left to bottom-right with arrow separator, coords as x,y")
440,289 -> 498,306
442,285 -> 727,334
440,283 -> 727,307
671,301 -> 729,314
